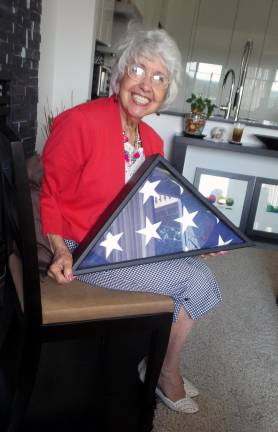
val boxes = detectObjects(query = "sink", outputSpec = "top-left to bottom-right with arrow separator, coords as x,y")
210,115 -> 257,125
238,117 -> 256,123
254,134 -> 278,150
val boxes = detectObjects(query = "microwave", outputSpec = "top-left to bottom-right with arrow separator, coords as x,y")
91,64 -> 111,98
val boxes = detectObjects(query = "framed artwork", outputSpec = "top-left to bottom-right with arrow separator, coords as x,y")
246,177 -> 278,241
73,155 -> 253,275
194,168 -> 255,231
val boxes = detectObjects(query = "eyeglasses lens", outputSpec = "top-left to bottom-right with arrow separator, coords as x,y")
127,64 -> 169,89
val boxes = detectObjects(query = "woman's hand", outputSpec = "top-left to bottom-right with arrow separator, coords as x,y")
201,251 -> 228,260
47,234 -> 75,284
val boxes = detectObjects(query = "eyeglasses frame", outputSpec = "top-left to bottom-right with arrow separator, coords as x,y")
126,63 -> 170,90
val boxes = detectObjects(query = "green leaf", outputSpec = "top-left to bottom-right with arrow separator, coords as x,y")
186,93 -> 216,118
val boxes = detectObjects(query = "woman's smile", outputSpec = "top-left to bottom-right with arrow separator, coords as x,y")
132,93 -> 150,106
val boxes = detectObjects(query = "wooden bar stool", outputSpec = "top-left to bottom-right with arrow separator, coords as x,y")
0,135 -> 174,432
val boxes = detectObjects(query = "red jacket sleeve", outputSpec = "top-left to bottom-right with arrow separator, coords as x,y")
40,108 -> 93,236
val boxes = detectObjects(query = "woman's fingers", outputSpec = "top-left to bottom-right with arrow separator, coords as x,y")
211,251 -> 228,256
201,251 -> 228,259
47,267 -> 69,284
47,249 -> 74,284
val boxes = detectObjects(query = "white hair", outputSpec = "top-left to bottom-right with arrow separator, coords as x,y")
110,29 -> 182,110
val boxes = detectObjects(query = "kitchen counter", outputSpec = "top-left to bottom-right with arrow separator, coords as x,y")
163,110 -> 278,131
173,135 -> 278,173
144,111 -> 278,163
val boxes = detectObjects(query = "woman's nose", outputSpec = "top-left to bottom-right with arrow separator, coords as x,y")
139,75 -> 152,91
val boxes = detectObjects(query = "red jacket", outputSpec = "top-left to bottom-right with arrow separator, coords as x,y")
40,95 -> 164,243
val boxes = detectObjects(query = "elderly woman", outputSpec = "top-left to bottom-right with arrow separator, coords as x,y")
40,29 -> 222,414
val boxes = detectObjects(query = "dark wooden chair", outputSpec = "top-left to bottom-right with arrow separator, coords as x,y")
0,136 -> 174,432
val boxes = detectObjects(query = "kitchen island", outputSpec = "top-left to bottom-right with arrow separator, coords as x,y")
172,135 -> 278,240
173,135 -> 278,183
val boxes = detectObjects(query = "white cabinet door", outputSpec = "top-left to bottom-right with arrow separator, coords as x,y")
160,0 -> 237,113
142,0 -> 163,29
132,0 -> 144,17
96,0 -> 115,47
226,0 -> 273,121
253,0 -> 278,123
158,0 -> 197,112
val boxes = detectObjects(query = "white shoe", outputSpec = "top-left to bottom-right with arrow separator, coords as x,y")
182,376 -> 199,398
138,358 -> 199,398
155,386 -> 199,413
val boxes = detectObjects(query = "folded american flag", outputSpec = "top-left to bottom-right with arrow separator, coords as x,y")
73,155 -> 252,274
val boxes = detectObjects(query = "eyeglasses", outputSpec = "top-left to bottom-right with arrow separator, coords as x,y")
127,63 -> 169,90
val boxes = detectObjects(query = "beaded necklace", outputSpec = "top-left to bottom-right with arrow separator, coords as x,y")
122,126 -> 142,167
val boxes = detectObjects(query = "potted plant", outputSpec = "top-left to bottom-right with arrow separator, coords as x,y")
185,93 -> 217,135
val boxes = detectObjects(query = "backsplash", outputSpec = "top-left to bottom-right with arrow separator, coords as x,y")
164,0 -> 278,125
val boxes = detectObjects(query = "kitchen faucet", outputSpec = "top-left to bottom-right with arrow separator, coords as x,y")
219,40 -> 253,121
219,69 -> 235,119
233,40 -> 253,121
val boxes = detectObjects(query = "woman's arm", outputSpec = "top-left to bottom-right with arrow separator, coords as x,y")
47,234 -> 75,284
40,109 -> 90,283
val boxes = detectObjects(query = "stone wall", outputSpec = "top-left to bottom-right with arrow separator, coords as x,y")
0,0 -> 41,156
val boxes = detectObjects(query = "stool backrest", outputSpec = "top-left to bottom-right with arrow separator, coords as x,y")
0,134 -> 42,330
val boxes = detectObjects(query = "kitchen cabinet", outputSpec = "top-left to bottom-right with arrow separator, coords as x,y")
142,0 -> 163,29
160,0 -> 238,112
187,0 -> 237,109
95,0 -> 115,47
131,0 -> 144,17
159,0 -> 196,54
160,0 -> 278,124
114,1 -> 141,20
157,0 -> 197,111
114,0 -> 161,27
225,0 -> 273,121
243,0 -> 278,123
114,0 -> 164,29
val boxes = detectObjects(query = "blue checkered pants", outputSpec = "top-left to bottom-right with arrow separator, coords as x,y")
66,240 -> 221,321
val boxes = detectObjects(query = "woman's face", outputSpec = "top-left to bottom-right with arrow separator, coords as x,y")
118,55 -> 169,124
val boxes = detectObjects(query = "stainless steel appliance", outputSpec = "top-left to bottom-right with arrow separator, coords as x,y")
91,64 -> 111,99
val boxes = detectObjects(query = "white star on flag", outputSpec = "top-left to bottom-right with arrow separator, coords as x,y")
218,235 -> 233,246
175,206 -> 198,233
139,180 -> 160,204
137,217 -> 162,246
100,232 -> 123,258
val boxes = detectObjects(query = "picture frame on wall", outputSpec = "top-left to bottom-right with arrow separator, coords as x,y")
193,168 -> 255,231
246,177 -> 278,241
72,155 -> 253,275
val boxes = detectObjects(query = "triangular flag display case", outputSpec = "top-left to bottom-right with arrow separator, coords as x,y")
73,155 -> 253,275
